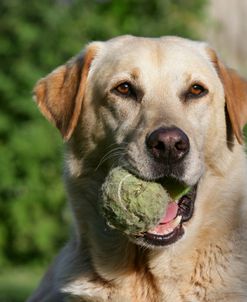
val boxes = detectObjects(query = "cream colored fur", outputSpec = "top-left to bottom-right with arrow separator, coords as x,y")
28,36 -> 247,302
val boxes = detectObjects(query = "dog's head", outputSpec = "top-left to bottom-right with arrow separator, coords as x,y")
34,36 -> 247,248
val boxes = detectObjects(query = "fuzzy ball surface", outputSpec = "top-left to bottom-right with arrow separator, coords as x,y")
100,167 -> 170,235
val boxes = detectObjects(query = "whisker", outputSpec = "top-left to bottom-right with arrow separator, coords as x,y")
96,147 -> 124,166
105,142 -> 128,150
95,148 -> 126,171
214,138 -> 237,145
95,153 -> 123,171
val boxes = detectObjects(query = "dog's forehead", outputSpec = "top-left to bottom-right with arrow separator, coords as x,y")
93,36 -> 215,80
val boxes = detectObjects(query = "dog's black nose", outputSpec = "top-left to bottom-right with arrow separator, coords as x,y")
146,127 -> 190,163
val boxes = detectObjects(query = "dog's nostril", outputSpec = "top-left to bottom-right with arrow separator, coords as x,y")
154,141 -> 166,151
175,140 -> 188,151
146,127 -> 190,163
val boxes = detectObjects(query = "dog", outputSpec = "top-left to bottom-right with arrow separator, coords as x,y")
28,35 -> 247,301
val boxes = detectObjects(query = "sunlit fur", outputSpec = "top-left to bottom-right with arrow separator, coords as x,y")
29,36 -> 247,302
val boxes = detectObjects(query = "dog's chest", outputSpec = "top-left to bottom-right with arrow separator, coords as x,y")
64,241 -> 246,302
123,243 -> 245,302
153,242 -> 246,302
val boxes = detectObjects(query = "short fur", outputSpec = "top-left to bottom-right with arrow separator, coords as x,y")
28,36 -> 247,302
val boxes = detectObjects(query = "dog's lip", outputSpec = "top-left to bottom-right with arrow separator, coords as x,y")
142,223 -> 185,246
136,184 -> 197,247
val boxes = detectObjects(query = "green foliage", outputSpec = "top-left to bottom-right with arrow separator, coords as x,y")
0,266 -> 44,302
0,0 -> 207,266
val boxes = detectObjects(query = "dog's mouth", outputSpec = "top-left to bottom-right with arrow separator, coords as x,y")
137,184 -> 197,247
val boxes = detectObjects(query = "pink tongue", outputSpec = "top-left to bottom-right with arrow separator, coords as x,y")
159,202 -> 179,224
148,202 -> 179,235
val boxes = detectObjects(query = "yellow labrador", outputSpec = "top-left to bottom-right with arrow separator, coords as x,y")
28,36 -> 247,302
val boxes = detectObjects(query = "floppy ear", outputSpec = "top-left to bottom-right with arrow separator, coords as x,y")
33,43 -> 99,141
207,48 -> 247,144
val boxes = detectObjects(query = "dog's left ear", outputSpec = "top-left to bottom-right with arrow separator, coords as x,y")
207,48 -> 247,144
34,43 -> 100,141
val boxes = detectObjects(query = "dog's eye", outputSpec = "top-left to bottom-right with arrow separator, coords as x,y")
187,84 -> 208,98
190,84 -> 205,95
115,82 -> 131,96
114,82 -> 135,98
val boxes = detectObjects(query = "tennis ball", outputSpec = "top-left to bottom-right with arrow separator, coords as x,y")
100,167 -> 167,235
100,167 -> 190,235
163,178 -> 191,200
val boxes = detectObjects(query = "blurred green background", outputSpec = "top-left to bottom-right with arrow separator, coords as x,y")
1,0 -> 246,301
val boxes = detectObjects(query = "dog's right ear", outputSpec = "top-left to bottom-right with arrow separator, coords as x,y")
33,43 -> 100,141
207,48 -> 247,144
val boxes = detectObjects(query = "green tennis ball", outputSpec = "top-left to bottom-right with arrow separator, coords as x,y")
100,167 -> 191,235
100,167 -> 170,235
163,178 -> 191,200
